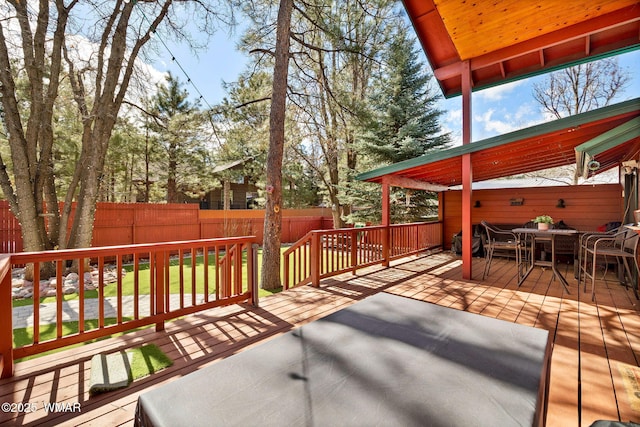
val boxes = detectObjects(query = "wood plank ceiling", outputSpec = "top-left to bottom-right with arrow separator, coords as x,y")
403,0 -> 640,97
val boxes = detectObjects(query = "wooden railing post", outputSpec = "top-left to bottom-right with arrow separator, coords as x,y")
382,182 -> 390,267
311,232 -> 321,287
383,226 -> 390,267
283,252 -> 290,290
0,255 -> 13,378
249,243 -> 259,307
351,228 -> 358,276
154,251 -> 166,332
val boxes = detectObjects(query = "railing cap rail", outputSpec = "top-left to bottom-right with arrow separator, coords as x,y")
309,221 -> 440,234
8,236 -> 258,263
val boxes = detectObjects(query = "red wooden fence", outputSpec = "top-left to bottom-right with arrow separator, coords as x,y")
0,203 -> 22,253
0,202 -> 333,253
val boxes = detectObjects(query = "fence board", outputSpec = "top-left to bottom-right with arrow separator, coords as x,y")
0,202 -> 333,252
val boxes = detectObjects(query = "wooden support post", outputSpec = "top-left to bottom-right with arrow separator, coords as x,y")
0,256 -> 13,378
461,60 -> 474,280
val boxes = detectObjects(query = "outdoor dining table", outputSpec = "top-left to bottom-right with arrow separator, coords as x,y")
626,225 -> 640,235
134,292 -> 551,427
513,227 -> 579,293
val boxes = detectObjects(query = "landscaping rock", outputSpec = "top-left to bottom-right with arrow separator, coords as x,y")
85,272 -> 94,285
10,265 -> 122,300
65,272 -> 79,285
12,278 -> 28,288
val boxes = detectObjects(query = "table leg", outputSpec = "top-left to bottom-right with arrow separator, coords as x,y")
550,235 -> 570,293
517,238 -> 535,287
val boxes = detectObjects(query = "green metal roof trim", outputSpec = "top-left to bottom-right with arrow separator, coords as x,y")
357,97 -> 640,183
575,116 -> 640,179
441,46 -> 640,99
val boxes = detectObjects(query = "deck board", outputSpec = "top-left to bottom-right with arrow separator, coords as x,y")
1,252 -> 639,426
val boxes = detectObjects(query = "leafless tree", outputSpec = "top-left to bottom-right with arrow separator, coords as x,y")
530,58 -> 631,185
533,58 -> 630,119
0,0 -> 230,274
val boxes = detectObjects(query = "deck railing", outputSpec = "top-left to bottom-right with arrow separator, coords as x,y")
0,236 -> 258,378
283,222 -> 443,289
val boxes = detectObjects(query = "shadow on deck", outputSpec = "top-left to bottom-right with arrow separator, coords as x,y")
1,252 -> 639,426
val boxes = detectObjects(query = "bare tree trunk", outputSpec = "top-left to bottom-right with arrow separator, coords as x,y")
223,179 -> 231,210
167,144 -> 178,203
145,129 -> 152,202
2,0 -> 175,256
261,0 -> 293,291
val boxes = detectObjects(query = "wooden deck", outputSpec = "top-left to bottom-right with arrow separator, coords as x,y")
1,252 -> 639,426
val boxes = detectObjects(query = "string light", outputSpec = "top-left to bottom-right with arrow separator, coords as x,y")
132,2 -> 216,114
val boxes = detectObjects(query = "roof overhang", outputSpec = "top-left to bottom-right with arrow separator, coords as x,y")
211,157 -> 254,174
357,98 -> 640,189
403,0 -> 640,98
575,116 -> 640,178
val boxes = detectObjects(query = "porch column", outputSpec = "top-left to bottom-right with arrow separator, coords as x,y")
461,60 -> 473,279
382,179 -> 390,267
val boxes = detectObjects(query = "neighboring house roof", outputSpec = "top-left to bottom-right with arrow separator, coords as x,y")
402,0 -> 640,98
211,157 -> 253,174
357,98 -> 640,189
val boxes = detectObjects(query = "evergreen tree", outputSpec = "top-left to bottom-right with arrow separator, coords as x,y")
357,27 -> 451,222
362,27 -> 450,164
149,73 -> 214,203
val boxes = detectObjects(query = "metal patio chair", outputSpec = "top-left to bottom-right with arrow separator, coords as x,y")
581,227 -> 640,301
481,220 -> 525,280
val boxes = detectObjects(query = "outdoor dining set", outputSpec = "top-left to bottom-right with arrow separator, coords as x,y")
480,213 -> 640,300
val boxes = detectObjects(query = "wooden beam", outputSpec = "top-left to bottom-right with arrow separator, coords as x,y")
383,175 -> 448,192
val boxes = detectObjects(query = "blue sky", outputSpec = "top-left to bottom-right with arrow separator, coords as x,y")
154,29 -> 640,146
440,50 -> 640,145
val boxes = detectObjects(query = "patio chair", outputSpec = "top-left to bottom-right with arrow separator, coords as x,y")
581,227 -> 640,301
577,225 -> 624,285
481,220 -> 524,280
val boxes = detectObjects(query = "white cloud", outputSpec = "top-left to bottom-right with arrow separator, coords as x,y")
444,108 -> 462,123
475,80 -> 526,101
475,109 -> 520,135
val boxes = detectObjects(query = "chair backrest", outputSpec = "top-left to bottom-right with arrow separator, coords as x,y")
480,220 -> 492,243
480,220 -> 504,244
622,229 -> 640,254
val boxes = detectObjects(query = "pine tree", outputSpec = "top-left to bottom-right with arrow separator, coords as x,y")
149,73 -> 212,203
363,27 -> 450,164
357,27 -> 451,222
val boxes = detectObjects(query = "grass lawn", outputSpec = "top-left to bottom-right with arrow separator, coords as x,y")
10,246 -> 349,360
13,248 -> 290,308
